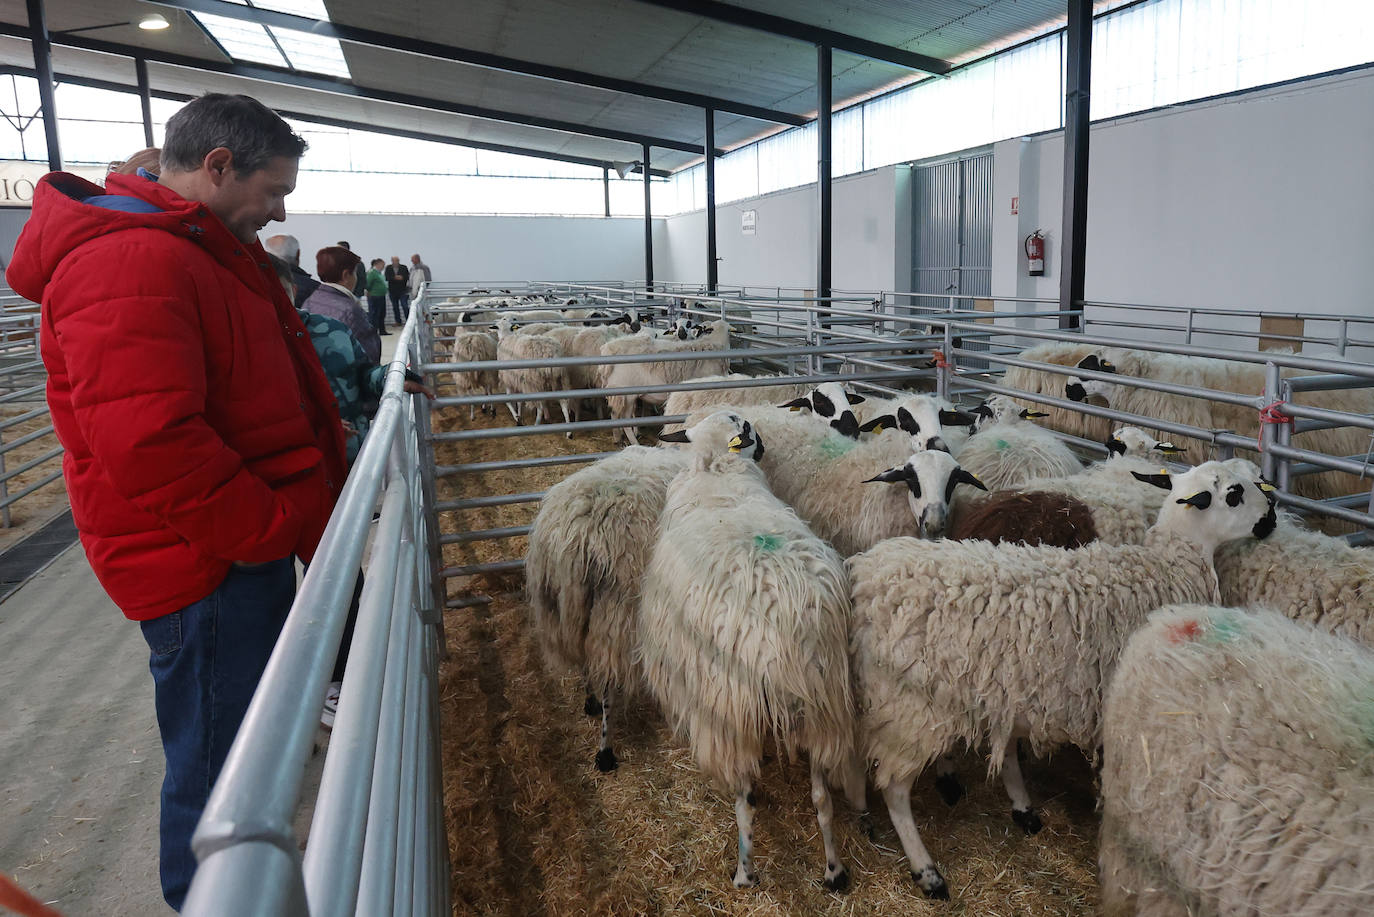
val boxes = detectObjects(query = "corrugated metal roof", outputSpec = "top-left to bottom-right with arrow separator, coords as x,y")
0,0 -> 1087,171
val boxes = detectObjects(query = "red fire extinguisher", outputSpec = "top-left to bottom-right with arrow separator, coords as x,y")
1024,231 -> 1045,276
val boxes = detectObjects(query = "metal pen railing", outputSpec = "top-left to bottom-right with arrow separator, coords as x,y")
0,297 -> 64,528
182,300 -> 449,917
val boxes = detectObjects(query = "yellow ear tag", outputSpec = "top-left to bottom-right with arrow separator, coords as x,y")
789,406 -> 802,412
728,436 -> 743,453
872,423 -> 886,434
1258,482 -> 1276,492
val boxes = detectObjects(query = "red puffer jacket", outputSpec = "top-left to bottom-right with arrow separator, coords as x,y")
6,172 -> 347,620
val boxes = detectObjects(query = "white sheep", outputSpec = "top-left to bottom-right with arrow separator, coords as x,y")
643,411 -> 863,890
777,381 -> 866,438
658,373 -> 814,434
494,316 -> 572,427
600,319 -> 731,445
1213,514 -> 1374,647
950,396 -> 1084,491
525,444 -> 691,771
1099,603 -> 1374,916
857,393 -> 978,454
846,459 -> 1279,899
447,330 -> 498,420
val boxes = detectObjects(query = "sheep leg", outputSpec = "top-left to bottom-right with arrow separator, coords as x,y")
933,755 -> 965,806
561,398 -> 575,439
1001,741 -> 1042,835
731,785 -> 758,888
594,686 -> 617,772
839,753 -> 874,839
811,758 -> 849,892
881,779 -> 950,899
582,684 -> 602,716
505,392 -> 522,425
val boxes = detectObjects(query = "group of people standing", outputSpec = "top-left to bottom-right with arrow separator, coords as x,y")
266,236 -> 431,338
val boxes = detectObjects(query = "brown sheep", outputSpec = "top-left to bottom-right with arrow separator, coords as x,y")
949,490 -> 1098,548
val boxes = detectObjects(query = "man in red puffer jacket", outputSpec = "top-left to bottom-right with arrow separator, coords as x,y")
6,94 -> 346,911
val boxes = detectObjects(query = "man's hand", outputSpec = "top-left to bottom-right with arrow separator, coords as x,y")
341,419 -> 358,436
403,380 -> 436,400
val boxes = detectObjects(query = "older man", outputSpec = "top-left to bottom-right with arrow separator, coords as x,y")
264,232 -> 320,307
408,251 -> 432,300
6,93 -> 345,910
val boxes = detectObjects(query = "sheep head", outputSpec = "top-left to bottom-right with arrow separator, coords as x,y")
864,451 -> 986,539
779,382 -> 864,438
1135,459 -> 1278,555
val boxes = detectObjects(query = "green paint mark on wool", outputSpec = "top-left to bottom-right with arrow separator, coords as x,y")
819,435 -> 857,459
995,438 -> 1009,450
754,533 -> 785,552
1203,609 -> 1246,646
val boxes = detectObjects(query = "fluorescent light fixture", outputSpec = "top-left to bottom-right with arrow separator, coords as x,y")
138,14 -> 170,30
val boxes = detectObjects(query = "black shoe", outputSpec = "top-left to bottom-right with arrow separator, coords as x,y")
379,330 -> 392,335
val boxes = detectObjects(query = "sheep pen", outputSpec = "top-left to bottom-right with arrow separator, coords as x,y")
428,396 -> 1102,914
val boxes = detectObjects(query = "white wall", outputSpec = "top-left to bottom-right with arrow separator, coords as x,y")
994,67 -> 1374,354
262,212 -> 665,285
662,165 -> 911,293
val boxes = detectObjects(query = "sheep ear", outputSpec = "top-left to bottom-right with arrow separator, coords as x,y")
952,468 -> 987,491
1020,408 -> 1050,419
860,415 -> 895,434
658,430 -> 691,443
1077,354 -> 1102,371
1177,491 -> 1213,510
1100,360 -> 1117,373
780,397 -> 811,412
1155,442 -> 1183,455
939,409 -> 977,427
846,392 -> 867,404
863,467 -> 908,484
1106,436 -> 1126,456
1131,470 -> 1173,490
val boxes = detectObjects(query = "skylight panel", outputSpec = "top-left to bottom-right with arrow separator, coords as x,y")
193,1 -> 352,80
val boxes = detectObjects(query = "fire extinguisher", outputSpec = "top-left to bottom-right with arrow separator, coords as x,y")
1024,231 -> 1045,276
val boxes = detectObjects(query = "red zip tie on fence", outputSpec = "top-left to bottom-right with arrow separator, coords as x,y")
930,349 -> 951,370
1257,400 -> 1292,452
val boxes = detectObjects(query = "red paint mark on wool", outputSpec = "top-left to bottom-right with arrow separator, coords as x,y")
1165,620 -> 1202,645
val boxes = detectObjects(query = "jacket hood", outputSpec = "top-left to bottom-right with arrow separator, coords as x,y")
5,172 -> 227,302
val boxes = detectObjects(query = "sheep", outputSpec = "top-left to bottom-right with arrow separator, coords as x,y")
948,490 -> 1099,548
525,445 -> 691,771
1000,342 -> 1140,445
601,319 -> 732,444
494,316 -> 572,427
643,411 -> 863,890
857,393 -> 978,453
949,396 -> 1084,491
778,381 -> 866,438
659,373 -> 814,433
846,459 -> 1278,899
447,330 -> 498,420
1213,514 -> 1374,647
1008,342 -> 1374,514
1099,604 -> 1374,916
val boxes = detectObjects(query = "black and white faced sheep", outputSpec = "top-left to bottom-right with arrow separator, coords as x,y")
862,450 -> 987,540
1100,604 -> 1374,916
846,459 -> 1278,900
779,380 -> 867,438
643,412 -> 863,891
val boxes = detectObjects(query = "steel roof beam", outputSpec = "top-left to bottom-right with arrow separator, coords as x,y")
631,0 -> 952,74
0,63 -> 672,176
0,22 -> 719,156
144,0 -> 807,126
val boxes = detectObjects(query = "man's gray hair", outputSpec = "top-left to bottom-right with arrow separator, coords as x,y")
161,93 -> 307,175
264,234 -> 301,263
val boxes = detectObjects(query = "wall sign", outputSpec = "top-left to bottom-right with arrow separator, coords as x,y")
1010,196 -> 1019,215
741,209 -> 756,235
0,160 -> 107,207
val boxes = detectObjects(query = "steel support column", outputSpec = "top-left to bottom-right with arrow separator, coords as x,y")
25,0 -> 61,172
135,57 -> 154,148
642,144 -> 654,292
1059,0 -> 1092,330
817,44 -> 832,323
602,166 -> 610,218
704,108 -> 718,293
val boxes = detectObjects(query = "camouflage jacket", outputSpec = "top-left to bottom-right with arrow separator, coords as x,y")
299,309 -> 384,464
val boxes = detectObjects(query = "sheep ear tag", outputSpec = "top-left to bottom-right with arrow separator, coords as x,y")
658,429 -> 691,444
727,436 -> 743,453
1257,481 -> 1277,493
1131,470 -> 1173,490
780,397 -> 810,412
859,415 -> 894,434
1177,491 -> 1212,509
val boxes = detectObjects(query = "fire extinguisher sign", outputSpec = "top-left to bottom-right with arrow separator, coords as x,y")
1011,196 -> 1019,215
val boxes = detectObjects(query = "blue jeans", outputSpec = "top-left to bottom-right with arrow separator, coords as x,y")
367,294 -> 388,333
389,290 -> 409,325
139,556 -> 296,911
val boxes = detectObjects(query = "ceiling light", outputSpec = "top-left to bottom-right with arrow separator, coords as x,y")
613,160 -> 641,179
139,14 -> 170,31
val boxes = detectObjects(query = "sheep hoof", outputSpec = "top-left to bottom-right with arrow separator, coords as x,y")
583,694 -> 603,716
1012,807 -> 1043,835
823,867 -> 850,893
732,867 -> 759,889
913,865 -> 950,900
594,748 -> 618,772
934,774 -> 965,807
858,810 -> 876,840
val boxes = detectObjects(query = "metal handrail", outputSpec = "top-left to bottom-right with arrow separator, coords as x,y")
183,297 -> 449,916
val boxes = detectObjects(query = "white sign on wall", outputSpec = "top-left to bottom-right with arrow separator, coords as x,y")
741,209 -> 756,235
0,160 -> 108,207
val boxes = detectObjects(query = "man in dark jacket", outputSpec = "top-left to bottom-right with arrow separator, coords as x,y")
384,255 -> 410,326
6,93 -> 346,911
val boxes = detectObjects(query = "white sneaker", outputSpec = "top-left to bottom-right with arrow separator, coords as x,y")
320,681 -> 341,731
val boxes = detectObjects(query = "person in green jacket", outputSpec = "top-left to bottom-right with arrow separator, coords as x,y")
364,257 -> 389,335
